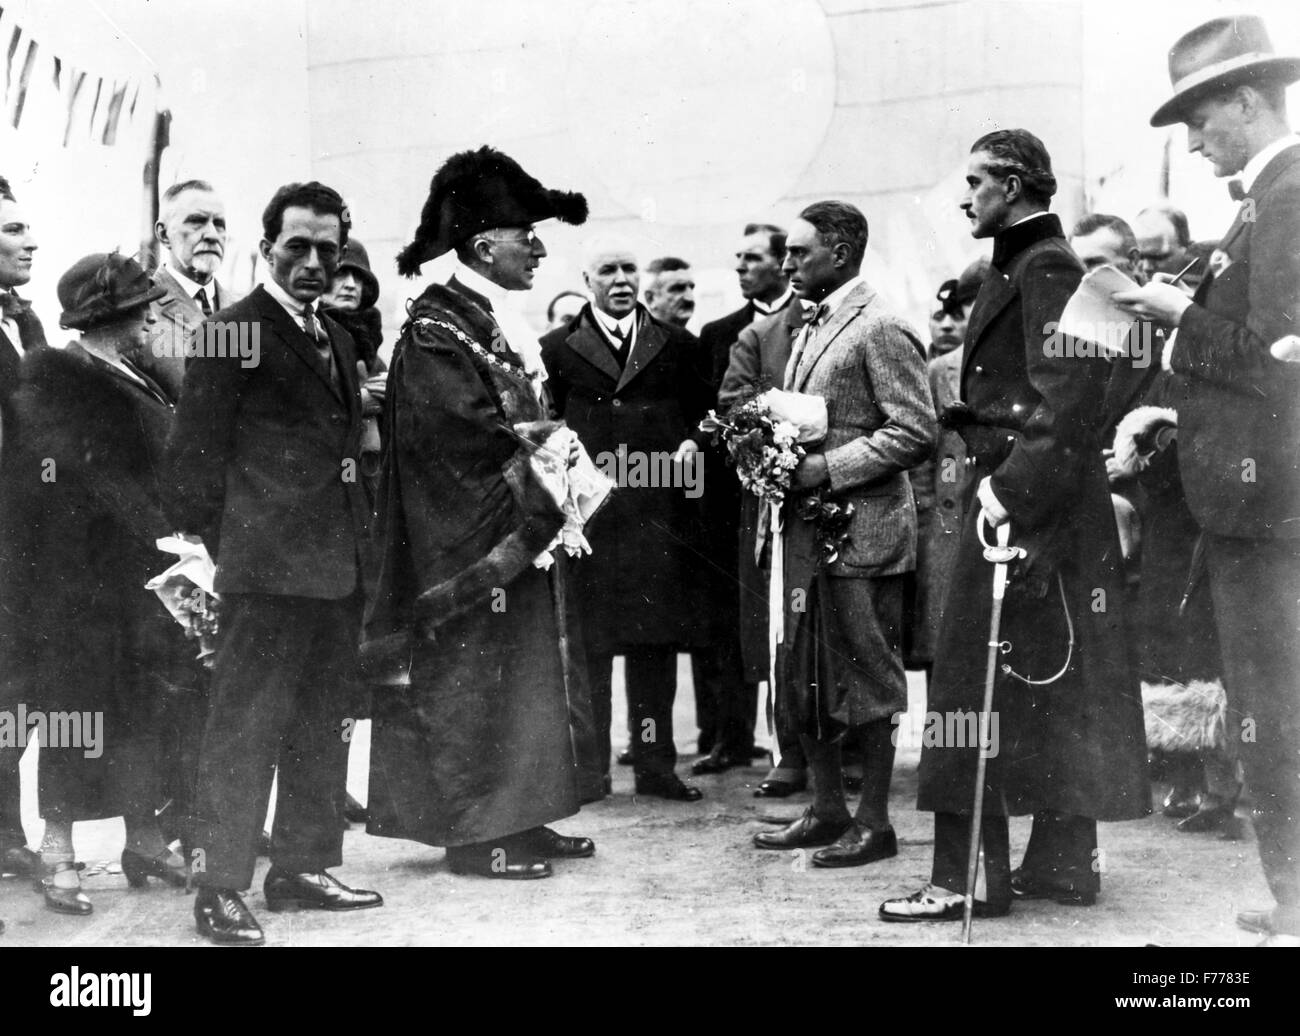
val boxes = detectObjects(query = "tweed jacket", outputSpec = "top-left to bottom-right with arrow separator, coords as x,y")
785,280 -> 936,576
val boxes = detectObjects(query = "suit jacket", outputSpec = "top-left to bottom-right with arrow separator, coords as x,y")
785,280 -> 936,577
702,301 -> 756,389
1171,142 -> 1300,537
718,300 -> 802,408
142,267 -> 243,403
165,284 -> 368,598
540,302 -> 714,651
1,302 -> 47,401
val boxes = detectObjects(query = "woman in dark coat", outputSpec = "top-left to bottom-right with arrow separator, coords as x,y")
0,254 -> 193,914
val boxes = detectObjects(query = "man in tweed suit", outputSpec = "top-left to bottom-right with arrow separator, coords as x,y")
752,201 -> 935,867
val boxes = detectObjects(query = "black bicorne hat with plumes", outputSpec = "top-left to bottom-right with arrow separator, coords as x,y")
395,145 -> 589,277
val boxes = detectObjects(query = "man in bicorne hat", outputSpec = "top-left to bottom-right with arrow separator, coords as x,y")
366,145 -> 598,879
1115,14 -> 1300,946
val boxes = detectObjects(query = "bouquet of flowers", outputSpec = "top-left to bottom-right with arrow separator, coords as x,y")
795,494 -> 856,568
699,391 -> 807,506
146,536 -> 221,668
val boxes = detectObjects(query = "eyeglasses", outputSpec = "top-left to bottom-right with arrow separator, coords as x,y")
478,227 -> 539,247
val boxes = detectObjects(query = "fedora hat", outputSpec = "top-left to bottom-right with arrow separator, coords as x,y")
58,252 -> 167,331
1151,15 -> 1300,127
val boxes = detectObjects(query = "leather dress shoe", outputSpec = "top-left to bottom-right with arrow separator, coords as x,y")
879,883 -> 1009,922
263,868 -> 384,911
691,749 -> 749,775
1161,788 -> 1201,819
39,862 -> 92,916
1,845 -> 41,878
616,746 -> 633,767
1176,802 -> 1236,834
195,888 -> 264,945
1009,869 -> 1097,906
446,843 -> 552,879
514,827 -> 595,859
812,823 -> 898,868
635,773 -> 703,801
755,777 -> 806,798
121,848 -> 188,888
753,808 -> 849,850
1237,908 -> 1275,934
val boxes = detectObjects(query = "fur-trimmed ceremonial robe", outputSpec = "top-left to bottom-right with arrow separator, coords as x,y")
365,279 -> 585,847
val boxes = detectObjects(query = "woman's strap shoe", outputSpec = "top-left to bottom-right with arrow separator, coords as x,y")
121,848 -> 189,889
39,862 -> 92,916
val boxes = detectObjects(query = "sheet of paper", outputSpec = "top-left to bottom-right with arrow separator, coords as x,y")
1057,264 -> 1141,357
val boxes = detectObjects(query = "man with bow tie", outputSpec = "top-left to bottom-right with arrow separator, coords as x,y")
752,201 -> 935,867
1115,14 -> 1300,946
0,173 -> 45,890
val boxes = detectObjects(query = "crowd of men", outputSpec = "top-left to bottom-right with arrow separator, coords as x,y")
0,13 -> 1297,947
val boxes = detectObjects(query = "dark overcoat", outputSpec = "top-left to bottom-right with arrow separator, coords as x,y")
540,303 -> 714,654
365,281 -> 584,847
905,346 -> 968,667
916,214 -> 1149,821
0,345 -> 194,821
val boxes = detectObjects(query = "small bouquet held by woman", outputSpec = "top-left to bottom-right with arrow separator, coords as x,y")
699,387 -> 828,506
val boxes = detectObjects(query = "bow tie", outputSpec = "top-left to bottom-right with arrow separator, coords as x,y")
0,291 -> 31,320
1228,178 -> 1246,202
802,302 -> 830,327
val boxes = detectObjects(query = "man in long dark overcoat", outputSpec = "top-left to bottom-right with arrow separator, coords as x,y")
540,241 -> 714,801
882,130 -> 1148,923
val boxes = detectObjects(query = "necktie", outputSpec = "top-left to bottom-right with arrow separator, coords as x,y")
195,287 -> 213,318
1228,179 -> 1246,202
610,322 -> 631,367
0,290 -> 29,320
302,301 -> 323,343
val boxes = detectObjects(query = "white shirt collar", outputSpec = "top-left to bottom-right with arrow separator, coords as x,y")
450,261 -> 547,382
817,274 -> 865,321
262,274 -> 315,321
752,286 -> 794,316
1009,210 -> 1052,228
166,262 -> 217,306
451,260 -> 509,310
591,304 -> 636,336
1241,133 -> 1300,193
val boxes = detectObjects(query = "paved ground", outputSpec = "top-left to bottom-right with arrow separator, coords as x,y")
0,662 -> 1272,947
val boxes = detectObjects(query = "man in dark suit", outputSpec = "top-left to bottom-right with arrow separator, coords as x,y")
540,240 -> 713,801
142,180 -> 242,402
167,181 -> 382,945
693,225 -> 795,777
751,202 -> 935,866
0,174 -> 45,886
882,130 -> 1148,923
1116,15 -> 1300,946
